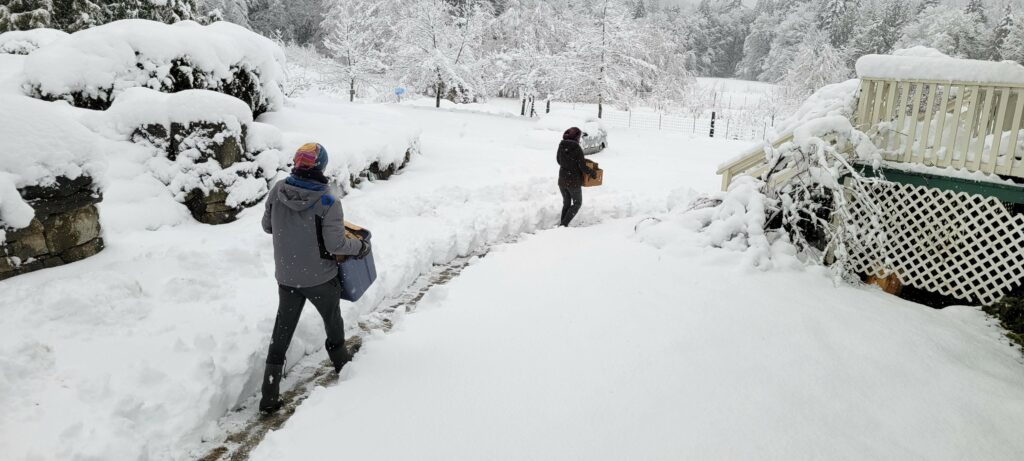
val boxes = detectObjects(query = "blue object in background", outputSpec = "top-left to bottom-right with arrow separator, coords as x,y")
338,228 -> 377,302
394,87 -> 406,96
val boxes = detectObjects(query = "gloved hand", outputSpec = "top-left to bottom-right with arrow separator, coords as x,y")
356,239 -> 372,259
589,172 -> 598,179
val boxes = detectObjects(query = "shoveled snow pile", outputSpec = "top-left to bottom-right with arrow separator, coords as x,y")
22,19 -> 286,115
0,95 -> 104,234
0,28 -> 68,55
90,87 -> 283,208
857,47 -> 1024,84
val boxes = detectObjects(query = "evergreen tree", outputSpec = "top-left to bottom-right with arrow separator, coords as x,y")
816,0 -> 858,48
0,0 -> 55,32
964,0 -> 987,25
897,5 -> 989,59
849,0 -> 910,58
1001,13 -> 1024,64
990,5 -> 1013,61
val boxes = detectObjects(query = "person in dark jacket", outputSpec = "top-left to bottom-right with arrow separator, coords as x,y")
556,127 -> 597,226
258,142 -> 369,414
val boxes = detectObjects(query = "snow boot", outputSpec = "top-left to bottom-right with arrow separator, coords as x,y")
259,363 -> 284,415
327,336 -> 362,373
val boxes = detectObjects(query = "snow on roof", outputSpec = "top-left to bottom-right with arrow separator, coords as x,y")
0,28 -> 68,55
22,19 -> 286,111
856,51 -> 1024,85
95,87 -> 254,138
0,95 -> 104,231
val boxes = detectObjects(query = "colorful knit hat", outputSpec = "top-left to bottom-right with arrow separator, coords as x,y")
293,143 -> 329,171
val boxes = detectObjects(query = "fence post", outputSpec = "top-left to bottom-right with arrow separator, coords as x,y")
659,113 -> 662,130
724,118 -> 730,139
628,109 -> 632,128
709,111 -> 716,138
763,120 -> 768,141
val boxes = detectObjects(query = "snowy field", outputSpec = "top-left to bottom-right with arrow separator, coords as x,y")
3,92 -> 1024,460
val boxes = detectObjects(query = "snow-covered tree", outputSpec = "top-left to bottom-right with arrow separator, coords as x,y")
963,0 -> 988,25
0,0 -> 52,32
816,0 -> 858,48
321,0 -> 394,101
784,31 -> 850,95
989,5 -> 1013,61
849,0 -> 911,58
389,0 -> 492,107
1001,14 -> 1024,65
248,0 -> 322,45
564,0 -> 657,116
759,1 -> 816,83
897,5 -> 989,59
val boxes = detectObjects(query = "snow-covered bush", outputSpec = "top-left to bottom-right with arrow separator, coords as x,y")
97,88 -> 284,224
22,19 -> 286,116
0,28 -> 67,55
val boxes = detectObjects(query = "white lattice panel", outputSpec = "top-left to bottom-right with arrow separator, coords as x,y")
846,181 -> 1024,305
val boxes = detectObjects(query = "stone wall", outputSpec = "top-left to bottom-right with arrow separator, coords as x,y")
135,121 -> 252,225
1,176 -> 104,280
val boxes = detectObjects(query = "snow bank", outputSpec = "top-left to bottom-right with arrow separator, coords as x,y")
857,51 -> 1024,85
23,19 -> 286,115
0,28 -> 68,55
0,95 -> 104,232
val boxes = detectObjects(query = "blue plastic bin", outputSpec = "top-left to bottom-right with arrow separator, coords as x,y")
338,227 -> 376,302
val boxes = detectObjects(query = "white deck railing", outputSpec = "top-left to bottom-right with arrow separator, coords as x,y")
718,78 -> 1024,190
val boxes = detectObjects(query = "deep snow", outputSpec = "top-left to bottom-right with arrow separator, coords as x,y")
2,90 -> 1023,461
250,217 -> 1024,461
0,96 -> 746,460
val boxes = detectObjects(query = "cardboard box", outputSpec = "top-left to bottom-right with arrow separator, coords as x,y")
583,159 -> 603,187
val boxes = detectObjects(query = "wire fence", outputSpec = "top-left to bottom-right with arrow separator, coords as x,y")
598,108 -> 774,141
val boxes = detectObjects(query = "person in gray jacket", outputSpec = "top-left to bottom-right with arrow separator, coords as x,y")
258,142 -> 369,414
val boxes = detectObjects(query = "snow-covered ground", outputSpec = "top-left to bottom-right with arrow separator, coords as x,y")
3,89 -> 1024,460
0,94 -> 746,460
250,219 -> 1024,461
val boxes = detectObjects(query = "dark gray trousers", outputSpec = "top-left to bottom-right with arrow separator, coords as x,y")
266,277 -> 344,365
559,185 -> 583,226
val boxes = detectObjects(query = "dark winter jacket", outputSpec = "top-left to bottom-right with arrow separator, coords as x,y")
262,175 -> 364,288
556,139 -> 595,187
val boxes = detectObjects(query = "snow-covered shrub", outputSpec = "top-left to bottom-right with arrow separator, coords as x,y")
0,28 -> 67,55
22,19 -> 286,116
0,94 -> 106,278
98,88 -> 284,224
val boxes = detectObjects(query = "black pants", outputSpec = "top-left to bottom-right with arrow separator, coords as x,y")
559,185 -> 583,226
266,278 -> 345,365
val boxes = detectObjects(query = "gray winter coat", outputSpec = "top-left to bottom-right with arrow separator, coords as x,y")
262,177 -> 363,288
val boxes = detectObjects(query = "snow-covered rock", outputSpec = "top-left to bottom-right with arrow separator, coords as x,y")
0,28 -> 68,55
91,88 -> 283,224
0,95 -> 106,278
0,95 -> 104,232
22,19 -> 286,116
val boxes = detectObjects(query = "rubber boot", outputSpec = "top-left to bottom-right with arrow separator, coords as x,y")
327,337 -> 362,373
259,363 -> 284,414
